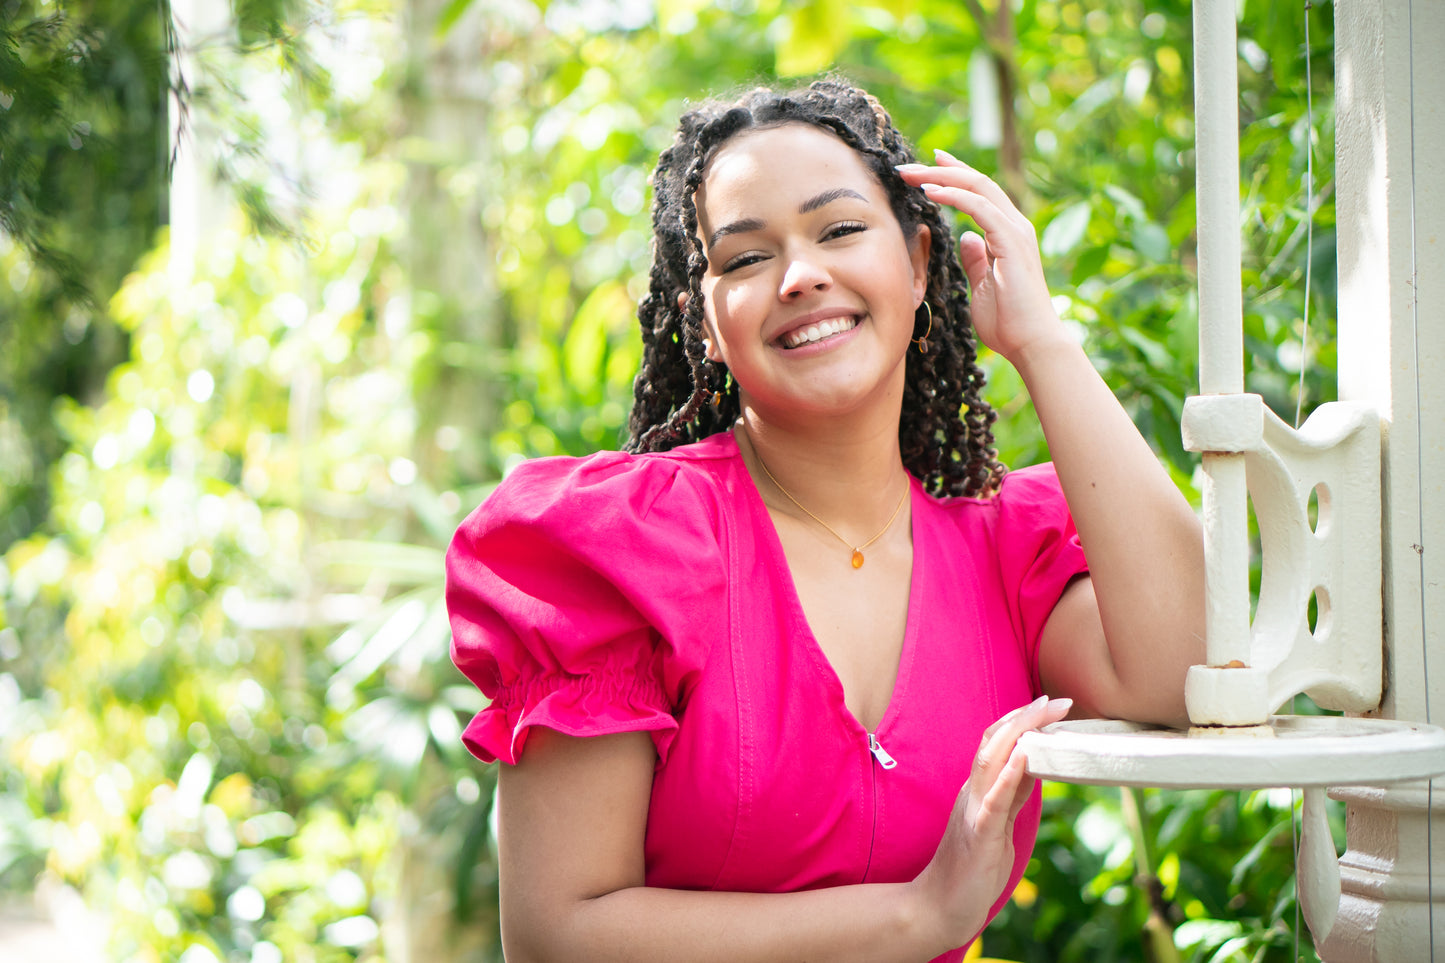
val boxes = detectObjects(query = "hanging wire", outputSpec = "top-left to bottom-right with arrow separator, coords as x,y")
1289,6 -> 1315,958
1294,3 -> 1315,431
1404,0 -> 1435,954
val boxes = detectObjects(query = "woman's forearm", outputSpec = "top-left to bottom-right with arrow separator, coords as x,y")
504,880 -> 955,963
1012,337 -> 1206,723
496,727 -> 1024,963
499,703 -> 1065,963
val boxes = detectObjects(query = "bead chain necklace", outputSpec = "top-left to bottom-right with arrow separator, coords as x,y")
750,444 -> 909,570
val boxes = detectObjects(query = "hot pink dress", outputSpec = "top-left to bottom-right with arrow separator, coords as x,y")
447,431 -> 1087,962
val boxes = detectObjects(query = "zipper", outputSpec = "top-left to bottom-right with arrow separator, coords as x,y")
868,732 -> 898,769
862,731 -> 896,883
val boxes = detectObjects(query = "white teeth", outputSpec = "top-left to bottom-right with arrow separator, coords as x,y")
782,316 -> 857,348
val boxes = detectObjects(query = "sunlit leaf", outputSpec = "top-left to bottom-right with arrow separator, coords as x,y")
1130,220 -> 1172,263
330,588 -> 442,690
775,0 -> 849,77
318,541 -> 445,586
433,0 -> 475,37
1040,201 -> 1093,259
564,281 -> 630,397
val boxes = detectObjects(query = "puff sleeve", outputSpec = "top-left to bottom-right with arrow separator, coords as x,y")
446,451 -> 728,766
994,463 -> 1090,688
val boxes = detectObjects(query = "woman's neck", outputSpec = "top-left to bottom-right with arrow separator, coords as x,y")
734,403 -> 911,534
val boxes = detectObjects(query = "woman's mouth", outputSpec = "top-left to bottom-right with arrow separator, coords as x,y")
779,315 -> 859,349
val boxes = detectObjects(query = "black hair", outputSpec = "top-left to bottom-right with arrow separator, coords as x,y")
625,78 -> 1004,498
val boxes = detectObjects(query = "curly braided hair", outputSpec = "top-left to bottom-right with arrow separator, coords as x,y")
625,78 -> 1005,498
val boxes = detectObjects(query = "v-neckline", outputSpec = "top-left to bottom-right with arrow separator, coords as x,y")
726,433 -> 924,738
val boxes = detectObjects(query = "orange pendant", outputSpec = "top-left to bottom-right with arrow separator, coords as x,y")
851,549 -> 865,569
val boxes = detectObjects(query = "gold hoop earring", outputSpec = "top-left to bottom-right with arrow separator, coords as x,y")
912,301 -> 933,354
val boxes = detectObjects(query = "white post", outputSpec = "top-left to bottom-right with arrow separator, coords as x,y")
1320,0 -> 1445,958
1192,0 -> 1244,395
1192,0 -> 1253,676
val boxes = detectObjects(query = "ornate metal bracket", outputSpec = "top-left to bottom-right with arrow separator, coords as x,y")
1182,394 -> 1382,726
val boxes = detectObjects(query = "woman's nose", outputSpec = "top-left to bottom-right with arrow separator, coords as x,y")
779,255 -> 831,300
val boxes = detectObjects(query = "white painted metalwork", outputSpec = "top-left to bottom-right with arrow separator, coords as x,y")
1019,0 -> 1445,954
1022,717 -> 1445,791
1181,395 -> 1382,727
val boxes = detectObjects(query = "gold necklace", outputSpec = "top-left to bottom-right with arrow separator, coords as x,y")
750,444 -> 909,570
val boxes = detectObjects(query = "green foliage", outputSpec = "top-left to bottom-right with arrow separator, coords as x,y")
985,784 -> 1338,962
0,0 -> 170,550
1,0 -> 1343,960
0,0 -> 332,553
0,210 -> 498,956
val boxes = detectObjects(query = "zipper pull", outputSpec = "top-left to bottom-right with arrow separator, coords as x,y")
868,733 -> 898,769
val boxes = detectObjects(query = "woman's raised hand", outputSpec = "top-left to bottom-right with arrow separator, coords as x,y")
896,151 -> 1064,366
908,695 -> 1072,952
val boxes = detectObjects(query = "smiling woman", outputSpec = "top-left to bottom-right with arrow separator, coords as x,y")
444,78 -> 1206,963
693,124 -> 928,426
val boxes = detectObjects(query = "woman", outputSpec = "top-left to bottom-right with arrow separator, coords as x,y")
446,79 -> 1205,962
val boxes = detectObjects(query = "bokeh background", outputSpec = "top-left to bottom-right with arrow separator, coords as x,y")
0,0 -> 1339,959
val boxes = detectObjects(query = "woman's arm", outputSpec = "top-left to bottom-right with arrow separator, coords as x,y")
495,697 -> 1069,963
1013,339 -> 1203,728
897,153 -> 1205,728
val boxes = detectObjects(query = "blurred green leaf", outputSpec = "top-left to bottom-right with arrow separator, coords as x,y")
1041,201 -> 1093,258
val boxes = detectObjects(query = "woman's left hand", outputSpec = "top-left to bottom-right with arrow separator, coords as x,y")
896,151 -> 1064,366
908,695 -> 1073,951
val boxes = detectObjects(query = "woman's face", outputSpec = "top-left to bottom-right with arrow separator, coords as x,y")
693,123 -> 930,424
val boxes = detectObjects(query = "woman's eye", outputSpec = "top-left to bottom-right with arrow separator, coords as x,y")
824,221 -> 867,241
721,253 -> 765,273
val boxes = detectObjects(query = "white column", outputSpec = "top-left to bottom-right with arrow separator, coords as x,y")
1320,0 -> 1445,958
1192,0 -> 1244,396
1191,0 -> 1253,676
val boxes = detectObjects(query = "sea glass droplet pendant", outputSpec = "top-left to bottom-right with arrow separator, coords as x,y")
851,549 -> 865,569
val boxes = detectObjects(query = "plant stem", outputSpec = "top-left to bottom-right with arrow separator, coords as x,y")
1122,787 -> 1182,963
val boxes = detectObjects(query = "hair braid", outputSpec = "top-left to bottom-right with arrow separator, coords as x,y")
626,78 -> 1005,498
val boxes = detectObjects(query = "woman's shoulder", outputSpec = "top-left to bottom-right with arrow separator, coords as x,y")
923,462 -> 1079,567
446,433 -> 741,766
457,431 -> 742,543
927,462 -> 1067,518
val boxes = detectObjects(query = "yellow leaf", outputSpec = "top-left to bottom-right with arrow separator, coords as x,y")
1159,850 -> 1181,899
871,0 -> 917,17
1011,874 -> 1039,908
657,0 -> 710,23
565,281 -> 631,393
775,0 -> 850,77
965,942 -> 1026,963
210,772 -> 255,818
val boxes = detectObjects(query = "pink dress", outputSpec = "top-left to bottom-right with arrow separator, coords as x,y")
447,431 -> 1088,961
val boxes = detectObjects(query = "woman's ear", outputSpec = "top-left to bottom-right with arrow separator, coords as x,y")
702,322 -> 722,362
910,224 -> 932,303
679,291 -> 723,363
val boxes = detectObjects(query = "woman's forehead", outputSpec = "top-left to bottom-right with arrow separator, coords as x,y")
697,124 -> 883,216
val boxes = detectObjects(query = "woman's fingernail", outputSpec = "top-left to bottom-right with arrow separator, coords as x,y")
935,148 -> 960,163
920,182 -> 942,192
1047,698 -> 1074,713
1032,695 -> 1049,709
894,163 -> 926,172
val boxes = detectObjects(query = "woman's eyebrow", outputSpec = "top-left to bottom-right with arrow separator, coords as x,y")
709,217 -> 765,248
799,187 -> 869,214
708,188 -> 871,248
